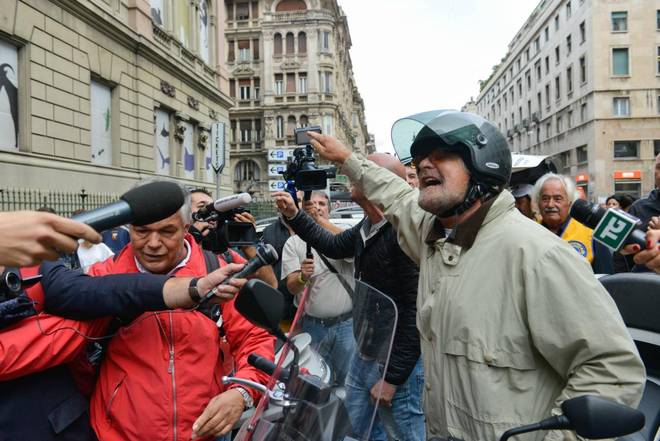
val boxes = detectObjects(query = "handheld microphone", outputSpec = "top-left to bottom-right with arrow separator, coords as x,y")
570,199 -> 646,251
200,243 -> 279,303
194,193 -> 252,221
71,181 -> 184,232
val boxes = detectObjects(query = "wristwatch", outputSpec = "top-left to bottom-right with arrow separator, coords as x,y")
234,386 -> 254,409
188,277 -> 202,303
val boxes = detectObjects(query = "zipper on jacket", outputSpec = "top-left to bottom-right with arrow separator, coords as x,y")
168,312 -> 178,441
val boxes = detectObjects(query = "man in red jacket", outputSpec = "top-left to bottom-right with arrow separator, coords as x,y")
83,192 -> 276,441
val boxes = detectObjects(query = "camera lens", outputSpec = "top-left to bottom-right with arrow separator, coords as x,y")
1,270 -> 22,294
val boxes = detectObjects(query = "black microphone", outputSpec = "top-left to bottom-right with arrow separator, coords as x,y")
570,199 -> 646,250
200,243 -> 279,303
71,181 -> 184,232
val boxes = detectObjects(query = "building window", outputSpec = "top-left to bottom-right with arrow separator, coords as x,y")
252,39 -> 259,60
287,116 -> 296,138
298,32 -> 306,53
238,40 -> 250,61
555,76 -> 561,100
534,36 -> 540,53
566,67 -> 573,93
239,79 -> 250,100
556,115 -> 563,132
614,182 -> 641,199
535,60 -> 541,80
545,56 -> 550,74
321,31 -> 331,53
566,35 -> 572,54
555,46 -> 560,65
657,47 -> 660,74
546,121 -> 552,138
151,0 -> 165,26
577,145 -> 588,163
0,40 -> 18,152
320,71 -> 332,93
567,110 -> 573,128
254,78 -> 260,99
154,108 -> 170,175
613,140 -> 639,158
544,26 -> 549,41
239,120 -> 251,142
579,21 -> 586,43
285,32 -> 294,54
274,74 -> 283,95
657,95 -> 660,113
612,48 -> 630,76
613,97 -> 630,116
234,160 -> 260,182
274,33 -> 282,56
554,14 -> 560,30
299,72 -> 307,93
526,70 -> 531,90
300,115 -> 309,127
545,83 -> 550,107
581,102 -> 587,121
654,140 -> 660,156
579,56 -> 586,83
611,11 -> 628,32
566,1 -> 571,18
275,116 -> 284,138
90,80 -> 113,165
322,114 -> 333,135
286,73 -> 295,93
657,10 -> 660,30
236,2 -> 249,20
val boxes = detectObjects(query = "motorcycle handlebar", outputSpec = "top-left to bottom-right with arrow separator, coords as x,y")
248,353 -> 289,382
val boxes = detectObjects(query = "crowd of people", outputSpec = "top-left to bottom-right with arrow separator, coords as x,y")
0,109 -> 658,441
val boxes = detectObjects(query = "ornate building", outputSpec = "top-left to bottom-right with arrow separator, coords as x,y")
224,0 -> 372,197
0,0 -> 233,204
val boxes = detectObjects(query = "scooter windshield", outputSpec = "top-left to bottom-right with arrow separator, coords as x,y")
235,272 -> 398,441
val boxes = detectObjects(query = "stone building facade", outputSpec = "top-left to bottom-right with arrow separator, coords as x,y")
0,0 -> 234,201
473,0 -> 660,200
224,0 -> 372,197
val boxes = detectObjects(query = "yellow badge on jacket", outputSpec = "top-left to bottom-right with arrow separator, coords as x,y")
561,218 -> 594,263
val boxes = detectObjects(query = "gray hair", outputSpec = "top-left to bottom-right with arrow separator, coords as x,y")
132,178 -> 192,225
311,190 -> 331,204
533,172 -> 578,205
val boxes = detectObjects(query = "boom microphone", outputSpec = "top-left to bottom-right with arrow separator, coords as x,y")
201,243 -> 278,303
71,181 -> 184,232
570,199 -> 646,251
194,193 -> 252,220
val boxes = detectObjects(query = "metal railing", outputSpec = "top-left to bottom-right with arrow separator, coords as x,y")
0,188 -> 119,217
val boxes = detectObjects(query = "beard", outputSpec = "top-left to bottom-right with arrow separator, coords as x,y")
417,183 -> 467,216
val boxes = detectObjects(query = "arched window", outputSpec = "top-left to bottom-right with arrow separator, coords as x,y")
274,33 -> 282,56
276,116 -> 284,138
299,115 -> 309,127
234,160 -> 260,182
285,32 -> 294,54
275,0 -> 307,12
298,32 -> 306,53
287,115 -> 296,137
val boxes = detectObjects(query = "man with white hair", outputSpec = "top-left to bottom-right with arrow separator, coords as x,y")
535,172 -> 612,273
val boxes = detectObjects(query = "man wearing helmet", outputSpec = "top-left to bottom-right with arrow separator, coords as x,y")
306,110 -> 644,441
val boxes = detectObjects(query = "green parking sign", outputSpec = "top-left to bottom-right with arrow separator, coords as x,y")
593,210 -> 637,251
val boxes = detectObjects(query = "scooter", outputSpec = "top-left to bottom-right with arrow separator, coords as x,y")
229,275 -> 646,441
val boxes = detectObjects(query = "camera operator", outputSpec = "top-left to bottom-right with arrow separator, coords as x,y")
0,210 -> 101,267
188,188 -> 277,288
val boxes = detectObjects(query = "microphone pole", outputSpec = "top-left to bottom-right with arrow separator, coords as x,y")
303,191 -> 313,258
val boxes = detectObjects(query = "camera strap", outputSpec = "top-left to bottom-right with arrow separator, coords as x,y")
201,250 -> 226,337
315,251 -> 355,302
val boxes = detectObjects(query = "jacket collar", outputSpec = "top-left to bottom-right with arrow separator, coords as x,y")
425,191 -> 515,251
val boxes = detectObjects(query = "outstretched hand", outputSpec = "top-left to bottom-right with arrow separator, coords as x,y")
307,132 -> 352,164
273,191 -> 299,219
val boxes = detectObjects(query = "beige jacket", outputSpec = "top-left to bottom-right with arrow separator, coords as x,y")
341,153 -> 645,441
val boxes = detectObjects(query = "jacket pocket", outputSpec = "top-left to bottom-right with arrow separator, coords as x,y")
105,373 -> 127,423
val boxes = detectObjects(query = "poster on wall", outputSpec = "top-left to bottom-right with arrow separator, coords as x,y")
199,0 -> 210,64
90,81 -> 112,165
150,0 -> 165,26
154,109 -> 170,175
0,40 -> 18,151
175,0 -> 191,47
204,130 -> 214,183
182,121 -> 194,180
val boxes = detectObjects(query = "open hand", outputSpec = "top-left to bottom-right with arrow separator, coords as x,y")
273,191 -> 299,219
308,132 -> 352,164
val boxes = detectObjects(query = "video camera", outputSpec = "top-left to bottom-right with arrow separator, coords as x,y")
191,193 -> 257,253
0,268 -> 40,329
0,268 -> 41,303
281,126 -> 336,193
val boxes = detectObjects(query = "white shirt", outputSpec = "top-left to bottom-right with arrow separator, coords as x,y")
77,242 -> 114,273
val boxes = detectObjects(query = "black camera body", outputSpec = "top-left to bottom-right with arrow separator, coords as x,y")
193,207 -> 257,253
283,126 -> 336,192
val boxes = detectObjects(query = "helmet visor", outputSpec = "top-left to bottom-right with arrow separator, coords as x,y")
391,110 -> 484,164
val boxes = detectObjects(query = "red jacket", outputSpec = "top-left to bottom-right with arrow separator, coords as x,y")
87,237 -> 275,441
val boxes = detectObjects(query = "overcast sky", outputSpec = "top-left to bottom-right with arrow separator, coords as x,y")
338,0 -> 541,154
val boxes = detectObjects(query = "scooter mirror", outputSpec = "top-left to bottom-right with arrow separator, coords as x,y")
236,279 -> 287,341
562,395 -> 645,439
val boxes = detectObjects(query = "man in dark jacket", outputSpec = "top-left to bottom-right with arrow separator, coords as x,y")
273,153 -> 424,441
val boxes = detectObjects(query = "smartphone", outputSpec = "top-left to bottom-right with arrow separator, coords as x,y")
294,125 -> 322,145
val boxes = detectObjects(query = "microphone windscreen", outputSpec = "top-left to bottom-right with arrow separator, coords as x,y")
570,199 -> 605,229
121,181 -> 185,226
259,244 -> 279,264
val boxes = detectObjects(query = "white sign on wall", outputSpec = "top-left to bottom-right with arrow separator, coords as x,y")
268,180 -> 286,192
182,121 -> 194,179
267,163 -> 287,177
154,109 -> 171,175
210,122 -> 226,172
268,148 -> 294,162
